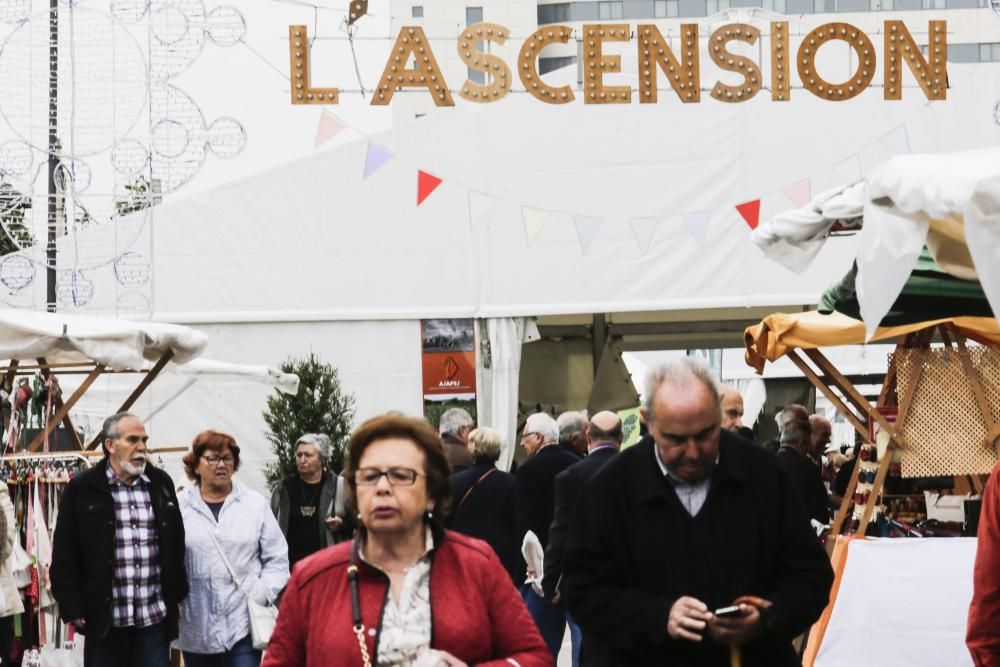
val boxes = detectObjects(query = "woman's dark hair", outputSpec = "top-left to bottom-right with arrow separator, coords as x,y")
344,412 -> 452,520
181,430 -> 242,482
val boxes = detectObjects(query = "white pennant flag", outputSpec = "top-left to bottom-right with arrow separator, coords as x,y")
834,155 -> 862,184
467,190 -> 497,229
681,211 -> 711,248
880,126 -> 911,155
629,217 -> 659,255
522,207 -> 550,245
573,216 -> 602,255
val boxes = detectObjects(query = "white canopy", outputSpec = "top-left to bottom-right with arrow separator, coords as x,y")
0,308 -> 207,369
753,148 -> 1000,336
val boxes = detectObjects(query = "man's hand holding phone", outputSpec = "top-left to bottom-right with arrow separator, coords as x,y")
708,601 -> 765,646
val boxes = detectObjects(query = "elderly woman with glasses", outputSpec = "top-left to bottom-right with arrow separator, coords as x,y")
178,430 -> 289,667
263,413 -> 551,667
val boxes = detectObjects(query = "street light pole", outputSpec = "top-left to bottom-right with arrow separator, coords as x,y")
45,0 -> 58,312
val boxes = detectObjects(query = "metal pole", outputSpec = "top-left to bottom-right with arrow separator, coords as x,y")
46,0 -> 58,312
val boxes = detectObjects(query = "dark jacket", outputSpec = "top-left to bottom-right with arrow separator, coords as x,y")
516,444 -> 581,549
564,432 -> 834,667
270,472 -> 354,548
542,446 -> 618,599
50,458 -> 188,639
776,446 -> 831,524
443,433 -> 475,474
261,529 -> 551,667
449,460 -> 524,584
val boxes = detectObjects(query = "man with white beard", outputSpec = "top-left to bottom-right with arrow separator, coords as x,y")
52,413 -> 188,667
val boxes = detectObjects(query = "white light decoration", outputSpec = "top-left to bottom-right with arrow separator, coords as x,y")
0,0 -> 246,316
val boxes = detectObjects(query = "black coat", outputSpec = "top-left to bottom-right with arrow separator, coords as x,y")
564,432 -> 834,667
542,446 -> 618,599
50,459 -> 189,639
776,446 -> 831,524
448,461 -> 523,584
516,444 -> 581,549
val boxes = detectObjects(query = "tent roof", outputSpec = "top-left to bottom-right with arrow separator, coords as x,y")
743,311 -> 1000,374
0,308 -> 207,370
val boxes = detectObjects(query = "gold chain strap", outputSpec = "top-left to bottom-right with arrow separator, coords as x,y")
353,623 -> 372,667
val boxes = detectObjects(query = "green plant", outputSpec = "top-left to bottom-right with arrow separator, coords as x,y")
0,181 -> 34,255
262,353 -> 356,493
115,176 -> 158,217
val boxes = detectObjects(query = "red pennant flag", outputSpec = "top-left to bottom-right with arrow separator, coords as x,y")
735,199 -> 761,230
417,170 -> 443,206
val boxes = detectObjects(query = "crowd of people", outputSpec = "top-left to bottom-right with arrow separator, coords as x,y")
46,357 -> 849,667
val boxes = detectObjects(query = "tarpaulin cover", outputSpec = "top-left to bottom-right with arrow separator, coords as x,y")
744,310 -> 1000,373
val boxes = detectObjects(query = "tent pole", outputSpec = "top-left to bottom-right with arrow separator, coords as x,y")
36,357 -> 83,450
26,364 -> 104,452
85,350 -> 174,450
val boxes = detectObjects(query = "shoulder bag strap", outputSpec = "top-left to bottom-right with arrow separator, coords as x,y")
456,468 -> 497,514
200,511 -> 255,603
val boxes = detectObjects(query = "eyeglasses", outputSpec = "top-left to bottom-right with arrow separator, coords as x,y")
202,455 -> 235,467
355,467 -> 421,486
521,431 -> 540,440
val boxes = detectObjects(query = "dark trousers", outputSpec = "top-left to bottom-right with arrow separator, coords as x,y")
182,635 -> 261,667
83,622 -> 170,667
520,584 -> 566,659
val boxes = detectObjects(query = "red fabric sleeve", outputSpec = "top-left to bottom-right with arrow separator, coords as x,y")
261,568 -> 307,667
478,547 -> 553,667
968,462 -> 1000,667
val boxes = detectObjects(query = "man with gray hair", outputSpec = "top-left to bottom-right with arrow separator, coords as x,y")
517,411 -> 581,659
563,358 -> 832,666
439,407 -> 475,474
52,412 -> 188,667
775,405 -> 830,525
557,410 -> 589,458
270,433 -> 353,570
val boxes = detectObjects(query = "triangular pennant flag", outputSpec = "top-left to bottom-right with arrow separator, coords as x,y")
833,154 -> 862,183
363,143 -> 393,179
522,207 -> 550,245
629,217 -> 659,255
417,170 -> 443,206
735,200 -> 761,231
467,190 -> 496,229
682,211 -> 711,247
573,215 -> 602,255
314,110 -> 345,148
880,126 -> 911,155
783,179 -> 812,208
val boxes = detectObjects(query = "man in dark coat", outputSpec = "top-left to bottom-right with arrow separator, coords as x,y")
51,412 -> 188,667
439,407 -> 475,474
517,411 -> 582,659
775,404 -> 831,525
543,411 -> 623,667
449,426 -> 523,584
564,359 -> 833,667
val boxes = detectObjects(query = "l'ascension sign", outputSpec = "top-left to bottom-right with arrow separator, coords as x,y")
289,19 -> 946,107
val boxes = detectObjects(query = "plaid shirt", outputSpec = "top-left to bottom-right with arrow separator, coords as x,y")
106,465 -> 167,628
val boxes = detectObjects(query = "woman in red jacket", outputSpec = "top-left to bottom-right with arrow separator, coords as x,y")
262,413 -> 551,667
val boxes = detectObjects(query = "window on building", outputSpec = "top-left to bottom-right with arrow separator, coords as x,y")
598,1 -> 624,19
654,0 -> 681,16
538,2 -> 572,23
920,0 -> 945,8
411,5 -> 423,17
763,0 -> 786,11
466,6 -> 485,84
539,56 -> 578,74
707,0 -> 732,13
869,0 -> 892,8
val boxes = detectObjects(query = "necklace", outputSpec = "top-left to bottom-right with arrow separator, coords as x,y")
299,473 -> 323,517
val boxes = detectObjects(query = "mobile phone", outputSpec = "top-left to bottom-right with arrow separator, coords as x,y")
714,605 -> 742,618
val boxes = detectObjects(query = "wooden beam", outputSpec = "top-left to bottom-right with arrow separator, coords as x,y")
26,364 -> 104,453
36,358 -> 83,451
787,351 -> 867,439
856,443 -> 898,531
804,348 -> 908,449
86,350 -> 174,450
949,326 -> 999,446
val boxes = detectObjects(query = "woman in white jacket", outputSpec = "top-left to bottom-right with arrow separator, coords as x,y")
178,430 -> 289,667
0,483 -> 24,661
